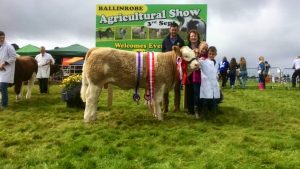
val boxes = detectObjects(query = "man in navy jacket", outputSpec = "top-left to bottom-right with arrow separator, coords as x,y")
161,22 -> 185,112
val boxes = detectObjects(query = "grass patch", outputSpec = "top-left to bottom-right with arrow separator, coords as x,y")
0,85 -> 299,168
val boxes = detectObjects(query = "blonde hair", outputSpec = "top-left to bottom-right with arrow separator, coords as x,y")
258,56 -> 264,62
198,41 -> 208,48
240,57 -> 246,66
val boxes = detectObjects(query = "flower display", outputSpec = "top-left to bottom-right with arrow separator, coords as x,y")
61,74 -> 82,90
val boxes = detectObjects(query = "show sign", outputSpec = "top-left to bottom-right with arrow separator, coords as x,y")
96,4 -> 207,51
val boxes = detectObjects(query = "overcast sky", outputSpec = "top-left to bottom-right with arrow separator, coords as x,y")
1,0 -> 299,68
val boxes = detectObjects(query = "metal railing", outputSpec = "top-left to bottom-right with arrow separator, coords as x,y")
233,67 -> 299,89
50,65 -> 83,83
50,65 -> 300,89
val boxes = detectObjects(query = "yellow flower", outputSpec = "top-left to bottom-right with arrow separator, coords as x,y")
61,74 -> 82,90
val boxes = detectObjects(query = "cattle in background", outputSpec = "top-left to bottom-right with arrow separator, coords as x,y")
156,29 -> 163,38
97,28 -> 113,39
119,28 -> 127,40
80,46 -> 199,122
12,56 -> 37,100
11,57 -> 62,100
177,16 -> 206,39
132,26 -> 146,39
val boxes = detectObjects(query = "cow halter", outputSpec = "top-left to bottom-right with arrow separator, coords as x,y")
187,57 -> 197,64
133,52 -> 143,104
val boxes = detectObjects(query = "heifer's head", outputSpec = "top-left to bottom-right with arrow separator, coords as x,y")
173,46 -> 199,70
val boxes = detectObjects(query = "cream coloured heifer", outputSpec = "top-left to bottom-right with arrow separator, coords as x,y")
81,46 -> 199,122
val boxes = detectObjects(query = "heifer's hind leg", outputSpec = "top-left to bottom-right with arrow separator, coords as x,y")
84,83 -> 102,122
153,87 -> 164,121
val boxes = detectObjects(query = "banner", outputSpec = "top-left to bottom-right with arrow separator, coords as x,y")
96,4 -> 207,51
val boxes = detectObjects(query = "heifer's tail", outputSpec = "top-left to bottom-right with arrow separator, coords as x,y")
81,48 -> 96,102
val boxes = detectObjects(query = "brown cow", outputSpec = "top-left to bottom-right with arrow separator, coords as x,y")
12,57 -> 61,100
81,46 -> 199,122
13,56 -> 38,100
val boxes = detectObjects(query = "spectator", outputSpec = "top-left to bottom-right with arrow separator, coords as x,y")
185,29 -> 201,115
292,56 -> 300,87
237,57 -> 248,88
35,46 -> 55,94
0,31 -> 17,109
161,22 -> 185,112
257,56 -> 265,90
219,57 -> 229,87
263,61 -> 271,88
228,57 -> 238,90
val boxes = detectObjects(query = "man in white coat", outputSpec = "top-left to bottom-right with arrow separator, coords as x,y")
292,56 -> 300,88
0,31 -> 17,108
35,46 -> 55,94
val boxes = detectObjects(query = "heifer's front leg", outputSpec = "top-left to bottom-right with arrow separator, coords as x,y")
84,83 -> 101,123
14,81 -> 22,101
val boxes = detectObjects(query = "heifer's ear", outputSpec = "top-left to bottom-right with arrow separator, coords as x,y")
172,45 -> 182,57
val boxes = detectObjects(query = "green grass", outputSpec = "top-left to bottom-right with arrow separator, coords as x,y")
0,84 -> 299,169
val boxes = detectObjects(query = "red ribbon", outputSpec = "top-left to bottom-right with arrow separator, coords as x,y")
180,59 -> 188,85
145,52 -> 155,103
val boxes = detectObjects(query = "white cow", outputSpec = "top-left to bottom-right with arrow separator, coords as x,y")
81,46 -> 199,122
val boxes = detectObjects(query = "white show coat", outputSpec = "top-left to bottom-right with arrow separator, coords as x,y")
199,58 -> 220,99
293,58 -> 300,70
35,52 -> 55,78
0,42 -> 17,83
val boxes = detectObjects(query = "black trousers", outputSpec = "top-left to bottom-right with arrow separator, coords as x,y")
220,71 -> 228,87
185,83 -> 194,114
163,80 -> 181,112
292,69 -> 300,87
38,78 -> 49,94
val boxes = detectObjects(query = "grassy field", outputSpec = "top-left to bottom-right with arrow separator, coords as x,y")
0,84 -> 299,169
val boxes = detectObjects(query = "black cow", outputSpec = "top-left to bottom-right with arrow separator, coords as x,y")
97,28 -> 113,39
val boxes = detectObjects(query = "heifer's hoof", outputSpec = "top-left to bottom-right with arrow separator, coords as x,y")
83,115 -> 96,123
195,113 -> 200,119
157,116 -> 164,121
16,95 -> 22,101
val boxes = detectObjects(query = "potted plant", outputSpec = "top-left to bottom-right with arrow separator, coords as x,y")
61,74 -> 85,108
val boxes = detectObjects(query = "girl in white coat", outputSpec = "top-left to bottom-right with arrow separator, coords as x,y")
196,46 -> 220,118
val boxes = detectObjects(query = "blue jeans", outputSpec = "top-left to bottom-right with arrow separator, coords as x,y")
0,82 -> 9,107
258,74 -> 264,83
238,70 -> 248,88
229,72 -> 236,86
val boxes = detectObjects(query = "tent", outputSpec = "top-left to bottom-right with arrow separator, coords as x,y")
70,59 -> 84,65
16,44 -> 40,56
47,44 -> 89,57
62,57 -> 84,66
